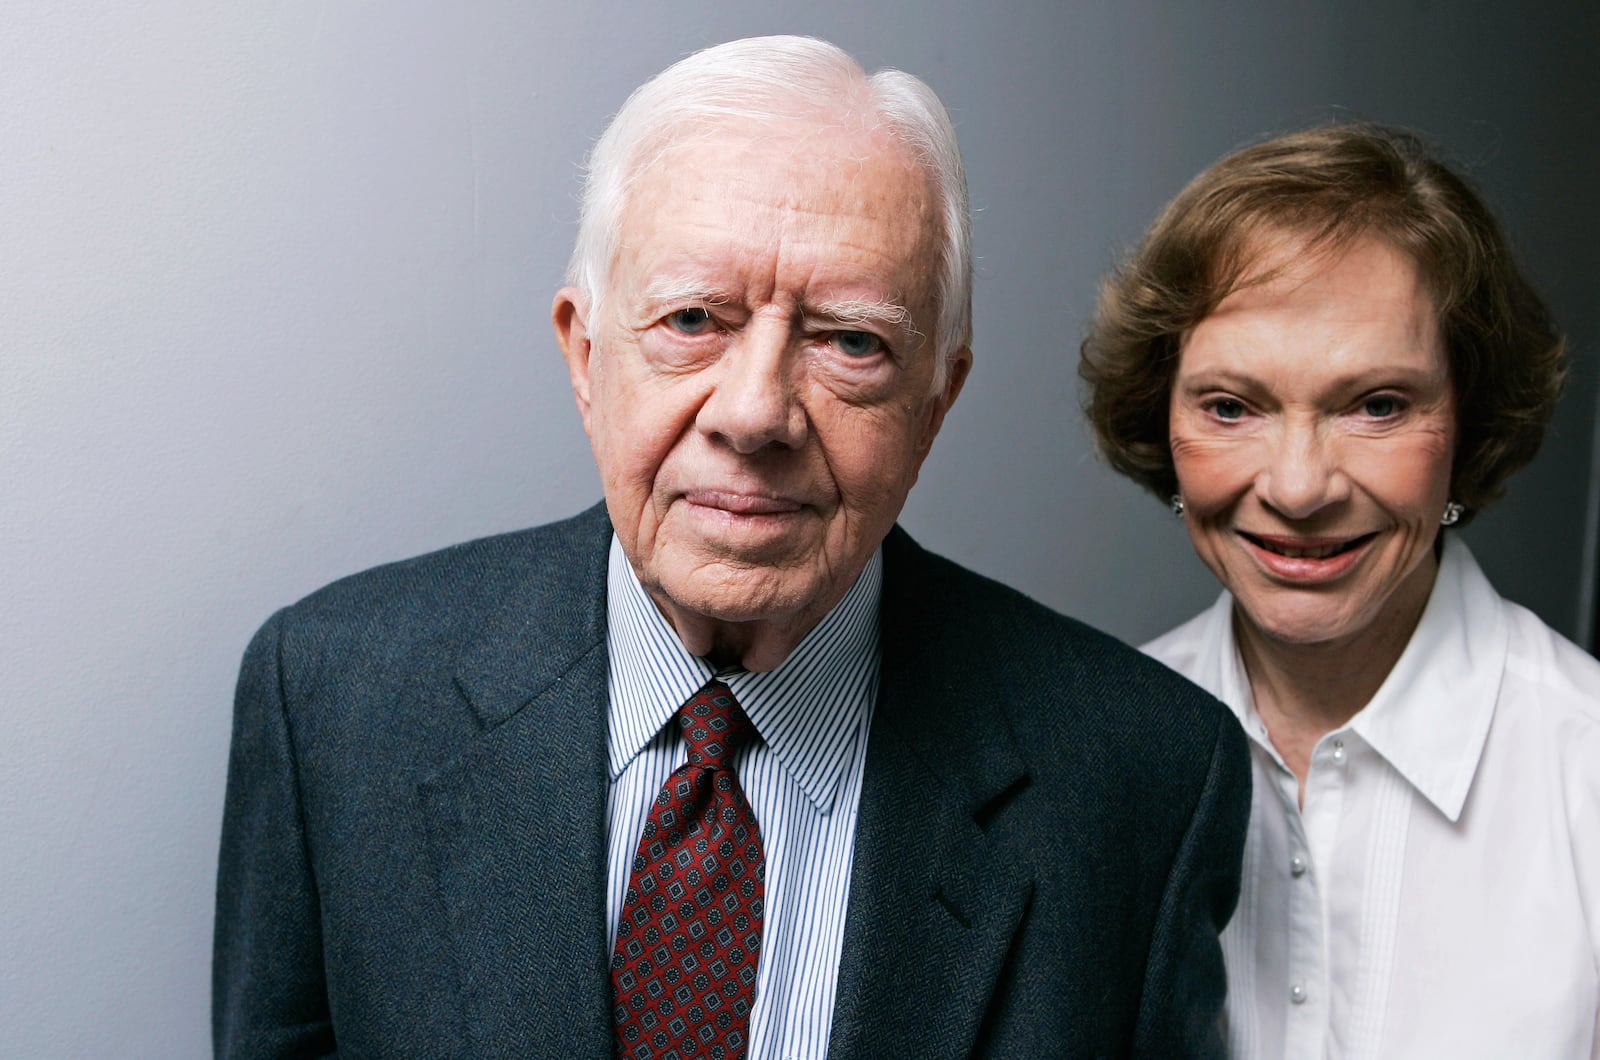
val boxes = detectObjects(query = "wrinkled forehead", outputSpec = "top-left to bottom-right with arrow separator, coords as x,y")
622,82 -> 875,174
625,110 -> 932,208
613,116 -> 942,293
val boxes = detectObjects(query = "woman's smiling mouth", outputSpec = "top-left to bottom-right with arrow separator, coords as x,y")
1238,531 -> 1380,581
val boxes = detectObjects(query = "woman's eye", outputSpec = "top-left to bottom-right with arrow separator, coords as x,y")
666,307 -> 714,335
1362,395 -> 1402,418
1209,398 -> 1247,421
830,330 -> 885,358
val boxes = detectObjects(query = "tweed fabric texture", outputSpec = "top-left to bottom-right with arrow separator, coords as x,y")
214,504 -> 1249,1058
612,681 -> 765,1059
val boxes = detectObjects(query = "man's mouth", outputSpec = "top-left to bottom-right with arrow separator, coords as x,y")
682,490 -> 805,516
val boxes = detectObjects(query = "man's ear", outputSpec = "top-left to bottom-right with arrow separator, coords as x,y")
552,287 -> 595,438
916,345 -> 973,458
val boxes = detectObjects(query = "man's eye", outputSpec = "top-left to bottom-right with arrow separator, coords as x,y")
666,307 -> 714,335
830,330 -> 884,358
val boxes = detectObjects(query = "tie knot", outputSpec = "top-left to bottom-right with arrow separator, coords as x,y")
677,680 -> 755,769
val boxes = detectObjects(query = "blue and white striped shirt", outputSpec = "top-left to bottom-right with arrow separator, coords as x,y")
604,535 -> 880,1060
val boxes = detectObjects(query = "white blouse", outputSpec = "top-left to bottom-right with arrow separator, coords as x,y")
1146,537 -> 1600,1059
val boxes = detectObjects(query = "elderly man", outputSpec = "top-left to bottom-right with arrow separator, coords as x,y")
214,35 -> 1247,1059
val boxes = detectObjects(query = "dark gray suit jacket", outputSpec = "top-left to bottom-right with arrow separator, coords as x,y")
214,503 -> 1248,1058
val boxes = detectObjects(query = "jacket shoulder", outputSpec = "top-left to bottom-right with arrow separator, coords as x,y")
882,527 -> 1225,728
239,503 -> 612,719
273,503 -> 611,632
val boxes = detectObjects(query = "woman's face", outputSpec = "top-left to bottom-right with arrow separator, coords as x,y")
1169,232 -> 1457,652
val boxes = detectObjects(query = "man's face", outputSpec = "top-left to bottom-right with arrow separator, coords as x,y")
555,119 -> 969,665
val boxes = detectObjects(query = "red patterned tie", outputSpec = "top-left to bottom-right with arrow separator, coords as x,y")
611,680 -> 766,1059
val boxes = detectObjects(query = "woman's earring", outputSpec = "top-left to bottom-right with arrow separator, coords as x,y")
1441,501 -> 1464,527
1170,494 -> 1185,519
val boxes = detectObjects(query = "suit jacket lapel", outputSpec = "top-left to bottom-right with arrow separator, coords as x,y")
410,513 -> 1031,1053
828,528 -> 1034,1057
416,505 -> 617,1055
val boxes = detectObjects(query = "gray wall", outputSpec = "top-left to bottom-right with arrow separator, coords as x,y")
3,2 -> 1594,1055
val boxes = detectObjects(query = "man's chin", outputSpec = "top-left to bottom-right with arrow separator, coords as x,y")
652,564 -> 817,627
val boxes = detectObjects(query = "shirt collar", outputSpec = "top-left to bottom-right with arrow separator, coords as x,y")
1182,590 -> 1258,730
1205,536 -> 1507,821
604,535 -> 882,814
1346,536 -> 1506,821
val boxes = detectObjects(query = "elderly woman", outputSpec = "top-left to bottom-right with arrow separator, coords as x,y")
1081,123 -> 1600,1058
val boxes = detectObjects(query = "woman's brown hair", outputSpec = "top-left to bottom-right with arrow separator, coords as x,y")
1079,122 -> 1565,521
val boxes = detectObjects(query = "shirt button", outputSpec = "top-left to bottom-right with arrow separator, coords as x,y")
1289,854 -> 1307,878
1331,739 -> 1346,763
1290,983 -> 1307,1005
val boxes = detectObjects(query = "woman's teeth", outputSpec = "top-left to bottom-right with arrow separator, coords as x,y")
1264,541 -> 1346,559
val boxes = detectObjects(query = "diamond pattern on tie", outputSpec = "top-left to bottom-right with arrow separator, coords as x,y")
612,680 -> 765,1060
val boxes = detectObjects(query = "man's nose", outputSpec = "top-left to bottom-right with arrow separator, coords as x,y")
1256,421 -> 1349,519
697,318 -> 807,454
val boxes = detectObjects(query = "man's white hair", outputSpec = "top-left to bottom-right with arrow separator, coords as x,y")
565,35 -> 972,387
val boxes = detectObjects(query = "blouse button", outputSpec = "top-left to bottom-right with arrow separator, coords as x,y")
1331,739 -> 1346,763
1290,983 -> 1308,1005
1289,854 -> 1307,878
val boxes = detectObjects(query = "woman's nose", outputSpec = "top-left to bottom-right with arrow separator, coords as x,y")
1256,422 -> 1350,519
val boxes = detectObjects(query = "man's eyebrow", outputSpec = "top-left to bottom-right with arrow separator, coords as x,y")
810,298 -> 919,336
639,277 -> 731,307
